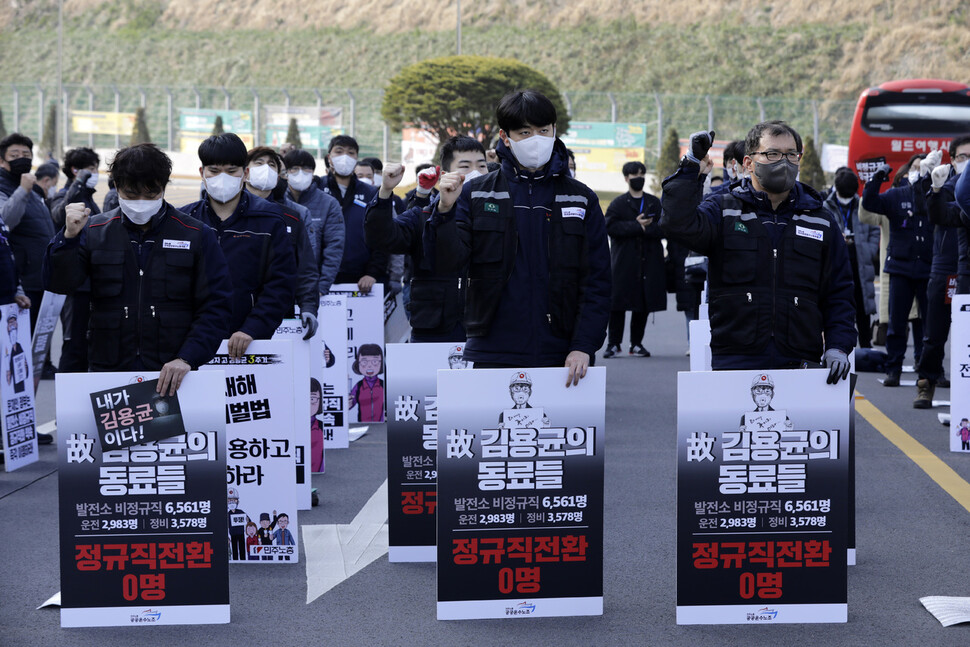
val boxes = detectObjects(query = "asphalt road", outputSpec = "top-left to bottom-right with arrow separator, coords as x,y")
2,186 -> 969,644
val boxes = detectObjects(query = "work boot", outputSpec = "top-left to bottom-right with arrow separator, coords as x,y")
913,379 -> 935,409
883,372 -> 900,387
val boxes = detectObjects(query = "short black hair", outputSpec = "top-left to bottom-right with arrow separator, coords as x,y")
35,162 -> 59,180
360,157 -> 383,172
949,135 -> 970,158
414,162 -> 434,174
744,121 -> 802,156
496,90 -> 558,133
109,143 -> 172,196
328,134 -> 359,154
833,168 -> 859,198
441,135 -> 486,172
622,161 -> 646,177
0,133 -> 33,160
283,149 -> 316,171
724,140 -> 745,165
198,133 -> 248,167
63,147 -> 100,181
247,146 -> 283,171
486,161 -> 501,173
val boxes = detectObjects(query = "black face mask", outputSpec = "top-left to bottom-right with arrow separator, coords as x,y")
6,157 -> 32,177
753,159 -> 798,194
629,176 -> 645,192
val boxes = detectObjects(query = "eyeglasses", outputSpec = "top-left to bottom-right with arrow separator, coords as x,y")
752,150 -> 802,163
752,386 -> 773,394
953,153 -> 970,163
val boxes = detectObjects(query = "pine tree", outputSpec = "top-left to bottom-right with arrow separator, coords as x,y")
285,118 -> 302,149
654,127 -> 680,194
212,115 -> 225,136
799,136 -> 825,192
41,102 -> 58,158
130,107 -> 151,145
0,108 -> 7,139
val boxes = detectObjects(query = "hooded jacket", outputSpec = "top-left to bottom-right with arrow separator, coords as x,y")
821,192 -> 879,316
288,182 -> 345,295
660,163 -> 856,368
0,168 -> 56,292
429,138 -> 611,366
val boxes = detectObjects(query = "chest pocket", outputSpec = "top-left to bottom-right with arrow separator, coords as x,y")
89,249 -> 126,298
157,252 -> 195,301
556,217 -> 586,270
785,237 -> 824,290
719,233 -> 759,284
471,215 -> 507,265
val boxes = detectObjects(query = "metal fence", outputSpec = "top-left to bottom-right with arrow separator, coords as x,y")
1,84 -> 857,164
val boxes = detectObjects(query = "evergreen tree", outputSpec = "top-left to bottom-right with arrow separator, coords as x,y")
654,127 -> 680,194
212,115 -> 225,136
130,107 -> 151,145
0,108 -> 7,139
286,118 -> 302,148
799,136 -> 825,192
41,102 -> 58,158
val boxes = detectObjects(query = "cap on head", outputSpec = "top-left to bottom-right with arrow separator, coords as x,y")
751,373 -> 774,389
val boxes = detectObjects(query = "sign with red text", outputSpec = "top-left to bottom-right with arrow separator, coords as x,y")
56,371 -> 229,627
676,369 -> 849,624
436,367 -> 605,620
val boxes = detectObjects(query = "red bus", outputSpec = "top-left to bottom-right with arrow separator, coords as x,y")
847,79 -> 970,191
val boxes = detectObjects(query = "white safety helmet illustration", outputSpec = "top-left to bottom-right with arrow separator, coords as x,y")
751,373 -> 774,390
448,345 -> 464,359
227,486 -> 240,501
510,371 -> 532,388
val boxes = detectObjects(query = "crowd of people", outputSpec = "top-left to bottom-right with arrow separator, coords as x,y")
5,88 -> 969,432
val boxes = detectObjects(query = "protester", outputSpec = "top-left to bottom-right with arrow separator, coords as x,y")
318,135 -> 386,293
920,136 -> 970,406
45,143 -> 233,395
602,161 -> 665,358
364,135 -> 488,342
280,148 -> 345,299
710,140 -> 745,196
34,163 -> 60,209
179,134 -> 296,358
429,90 -> 611,386
51,147 -> 100,229
821,168 -> 879,349
660,123 -> 855,383
0,133 -> 55,338
862,153 -> 933,386
245,146 -> 320,338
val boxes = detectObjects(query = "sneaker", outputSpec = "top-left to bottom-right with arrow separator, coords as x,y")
938,376 -> 950,389
629,344 -> 651,357
913,379 -> 935,409
883,372 -> 900,387
602,344 -> 621,359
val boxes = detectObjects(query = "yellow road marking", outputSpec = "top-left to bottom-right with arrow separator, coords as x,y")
856,396 -> 970,514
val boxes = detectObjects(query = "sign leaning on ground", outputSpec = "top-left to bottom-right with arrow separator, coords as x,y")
56,371 -> 229,627
436,367 -> 606,620
386,342 -> 472,562
329,283 -> 386,427
950,295 -> 970,453
676,369 -> 849,625
1,303 -> 38,471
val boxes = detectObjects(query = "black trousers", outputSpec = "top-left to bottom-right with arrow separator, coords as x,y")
918,273 -> 951,384
608,310 -> 647,347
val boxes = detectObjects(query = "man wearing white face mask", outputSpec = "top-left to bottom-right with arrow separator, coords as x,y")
364,135 -> 488,342
430,91 -> 611,387
281,149 -> 345,299
245,146 -> 321,339
51,147 -> 100,229
179,134 -> 296,359
318,135 -> 385,293
45,143 -> 233,396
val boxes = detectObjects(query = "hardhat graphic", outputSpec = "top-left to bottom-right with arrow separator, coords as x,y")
510,371 -> 532,387
751,373 -> 774,389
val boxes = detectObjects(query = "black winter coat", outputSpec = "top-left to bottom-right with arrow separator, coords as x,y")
605,191 -> 667,313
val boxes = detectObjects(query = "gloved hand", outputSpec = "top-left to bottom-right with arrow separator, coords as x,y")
300,311 -> 318,340
685,130 -> 715,163
416,165 -> 441,196
76,169 -> 92,187
873,163 -> 893,182
920,149 -> 943,176
822,349 -> 851,384
931,164 -> 951,190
